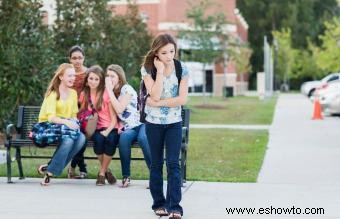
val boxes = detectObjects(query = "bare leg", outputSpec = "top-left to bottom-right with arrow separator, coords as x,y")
99,154 -> 112,175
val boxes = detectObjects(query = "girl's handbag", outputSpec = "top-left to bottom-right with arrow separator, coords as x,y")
78,95 -> 98,139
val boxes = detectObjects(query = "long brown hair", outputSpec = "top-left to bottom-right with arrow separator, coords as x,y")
142,33 -> 177,72
81,65 -> 105,111
106,64 -> 127,97
44,63 -> 74,99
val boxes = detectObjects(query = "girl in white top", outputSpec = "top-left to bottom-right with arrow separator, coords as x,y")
105,64 -> 151,188
141,33 -> 188,219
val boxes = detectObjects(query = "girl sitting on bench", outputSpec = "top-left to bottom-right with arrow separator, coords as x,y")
38,63 -> 86,186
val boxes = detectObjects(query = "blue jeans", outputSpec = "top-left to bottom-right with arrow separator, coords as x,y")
145,122 -> 183,215
119,124 -> 151,177
47,132 -> 86,176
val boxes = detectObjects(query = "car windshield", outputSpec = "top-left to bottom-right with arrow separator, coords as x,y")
321,73 -> 340,83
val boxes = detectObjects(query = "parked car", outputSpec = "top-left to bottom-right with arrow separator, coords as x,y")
327,94 -> 340,115
320,90 -> 340,113
315,80 -> 340,106
317,80 -> 340,97
300,73 -> 340,97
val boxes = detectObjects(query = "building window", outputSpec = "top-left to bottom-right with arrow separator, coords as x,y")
140,11 -> 149,23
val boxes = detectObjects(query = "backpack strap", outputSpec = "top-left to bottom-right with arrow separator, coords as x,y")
174,59 -> 183,110
174,59 -> 182,85
148,59 -> 182,85
174,59 -> 183,97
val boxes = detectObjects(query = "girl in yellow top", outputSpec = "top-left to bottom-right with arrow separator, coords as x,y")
38,63 -> 86,186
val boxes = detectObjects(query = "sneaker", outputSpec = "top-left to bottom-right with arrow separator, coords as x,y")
37,164 -> 48,176
96,174 -> 106,186
105,169 -> 117,185
77,171 -> 87,179
67,167 -> 76,179
121,177 -> 131,188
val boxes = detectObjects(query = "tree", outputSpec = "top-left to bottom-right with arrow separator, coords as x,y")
228,44 -> 252,82
178,0 -> 227,103
0,0 -> 56,130
237,0 -> 339,88
101,3 -> 152,87
53,0 -> 110,63
53,1 -> 151,89
272,28 -> 294,88
314,17 -> 340,73
290,37 -> 321,83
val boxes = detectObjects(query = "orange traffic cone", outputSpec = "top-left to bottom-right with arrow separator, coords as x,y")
312,96 -> 323,120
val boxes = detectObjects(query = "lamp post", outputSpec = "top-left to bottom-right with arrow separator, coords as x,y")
273,38 -> 279,91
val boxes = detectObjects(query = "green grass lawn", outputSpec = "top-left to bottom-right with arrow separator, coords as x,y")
0,128 -> 268,182
188,129 -> 267,182
187,95 -> 277,124
0,95 -> 276,182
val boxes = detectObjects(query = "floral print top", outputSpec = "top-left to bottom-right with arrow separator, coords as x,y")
117,84 -> 142,130
141,61 -> 189,124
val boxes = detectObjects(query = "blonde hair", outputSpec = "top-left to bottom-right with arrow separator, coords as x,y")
81,65 -> 105,111
45,63 -> 74,99
106,64 -> 127,97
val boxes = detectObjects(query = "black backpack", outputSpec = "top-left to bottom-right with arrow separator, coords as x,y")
138,59 -> 182,123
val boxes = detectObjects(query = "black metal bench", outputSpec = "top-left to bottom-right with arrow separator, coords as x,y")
5,106 -> 190,184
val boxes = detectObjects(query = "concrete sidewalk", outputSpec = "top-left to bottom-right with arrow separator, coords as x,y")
258,94 -> 340,184
1,177 -> 339,219
1,94 -> 340,219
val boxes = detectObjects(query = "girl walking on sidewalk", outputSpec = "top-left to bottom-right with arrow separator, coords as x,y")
141,33 -> 189,219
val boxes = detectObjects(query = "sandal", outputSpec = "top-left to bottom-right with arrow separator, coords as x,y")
37,164 -> 48,176
154,208 -> 168,216
169,212 -> 182,219
121,177 -> 130,188
40,172 -> 52,186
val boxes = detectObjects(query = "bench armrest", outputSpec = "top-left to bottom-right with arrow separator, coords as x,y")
6,124 -> 16,141
181,127 -> 188,144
